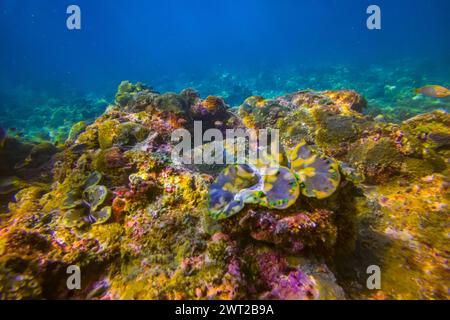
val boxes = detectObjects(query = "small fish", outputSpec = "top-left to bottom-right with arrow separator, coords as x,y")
415,85 -> 450,98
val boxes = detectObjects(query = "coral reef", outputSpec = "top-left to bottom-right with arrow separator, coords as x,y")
0,89 -> 109,145
0,82 -> 448,300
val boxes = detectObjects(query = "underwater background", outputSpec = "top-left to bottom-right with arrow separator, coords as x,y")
0,0 -> 449,142
0,0 -> 450,300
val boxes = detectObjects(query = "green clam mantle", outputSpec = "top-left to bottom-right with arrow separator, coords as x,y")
208,140 -> 341,219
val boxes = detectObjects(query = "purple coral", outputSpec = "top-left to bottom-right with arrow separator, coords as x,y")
268,270 -> 318,300
257,251 -> 318,300
257,252 -> 288,285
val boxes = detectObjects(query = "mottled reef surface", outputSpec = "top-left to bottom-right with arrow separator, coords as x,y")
0,82 -> 448,299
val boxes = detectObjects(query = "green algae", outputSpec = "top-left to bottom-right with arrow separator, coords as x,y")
67,121 -> 88,142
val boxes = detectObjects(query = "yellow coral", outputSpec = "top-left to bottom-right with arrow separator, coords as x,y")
97,119 -> 120,150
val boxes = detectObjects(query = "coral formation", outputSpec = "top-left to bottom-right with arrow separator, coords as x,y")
0,82 -> 448,300
2,64 -> 448,146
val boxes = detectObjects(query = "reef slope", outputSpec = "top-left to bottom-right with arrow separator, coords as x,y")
0,82 -> 448,300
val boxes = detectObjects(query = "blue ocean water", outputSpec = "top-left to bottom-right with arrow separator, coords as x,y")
0,0 -> 449,141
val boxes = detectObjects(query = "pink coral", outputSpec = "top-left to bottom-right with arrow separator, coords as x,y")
257,252 -> 318,300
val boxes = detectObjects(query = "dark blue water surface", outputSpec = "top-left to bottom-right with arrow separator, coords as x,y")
0,0 -> 449,139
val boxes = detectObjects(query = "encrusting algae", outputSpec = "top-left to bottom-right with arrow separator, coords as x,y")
0,82 -> 448,300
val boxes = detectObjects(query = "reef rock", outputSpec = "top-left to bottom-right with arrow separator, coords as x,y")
0,82 -> 448,300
